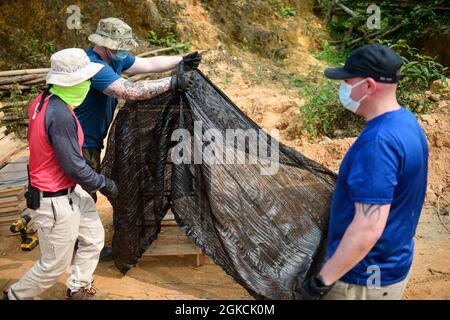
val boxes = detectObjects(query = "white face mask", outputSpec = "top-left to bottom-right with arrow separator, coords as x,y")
339,79 -> 368,113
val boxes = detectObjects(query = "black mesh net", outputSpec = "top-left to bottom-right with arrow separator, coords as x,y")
101,70 -> 337,299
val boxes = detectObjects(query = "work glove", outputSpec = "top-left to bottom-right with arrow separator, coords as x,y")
100,177 -> 118,200
171,59 -> 195,92
171,72 -> 195,91
294,274 -> 334,300
182,51 -> 202,71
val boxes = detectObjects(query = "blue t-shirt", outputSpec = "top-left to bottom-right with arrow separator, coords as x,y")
327,107 -> 428,286
74,48 -> 136,149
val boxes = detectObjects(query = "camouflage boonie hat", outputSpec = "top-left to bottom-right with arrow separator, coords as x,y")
88,18 -> 138,51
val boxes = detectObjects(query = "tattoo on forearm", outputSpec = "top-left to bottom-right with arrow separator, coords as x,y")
104,77 -> 172,100
356,203 -> 382,220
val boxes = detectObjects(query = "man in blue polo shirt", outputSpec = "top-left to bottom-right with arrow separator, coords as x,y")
76,17 -> 200,261
296,44 -> 428,300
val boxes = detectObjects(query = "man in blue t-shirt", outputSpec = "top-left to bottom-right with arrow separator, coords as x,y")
76,17 -> 200,195
76,17 -> 201,261
296,44 -> 428,300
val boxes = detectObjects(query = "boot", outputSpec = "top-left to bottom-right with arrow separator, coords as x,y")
99,246 -> 113,262
64,286 -> 97,300
2,288 -> 9,300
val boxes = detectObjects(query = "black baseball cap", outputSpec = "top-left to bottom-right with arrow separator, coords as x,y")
324,44 -> 404,83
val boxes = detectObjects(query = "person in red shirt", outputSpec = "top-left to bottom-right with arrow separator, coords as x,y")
3,48 -> 117,300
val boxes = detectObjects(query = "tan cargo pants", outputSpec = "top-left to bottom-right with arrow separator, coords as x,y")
323,272 -> 411,300
7,185 -> 104,300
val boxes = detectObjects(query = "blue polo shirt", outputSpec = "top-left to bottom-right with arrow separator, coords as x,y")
74,48 -> 135,149
327,107 -> 428,286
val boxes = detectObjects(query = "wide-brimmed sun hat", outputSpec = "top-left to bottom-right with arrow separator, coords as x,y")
46,48 -> 104,87
88,17 -> 138,51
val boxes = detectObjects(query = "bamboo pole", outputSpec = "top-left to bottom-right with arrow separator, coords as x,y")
348,23 -> 403,47
0,74 -> 46,86
0,101 -> 29,110
0,68 -> 49,77
21,76 -> 46,86
136,44 -> 187,58
324,0 -> 337,24
0,84 -> 32,91
337,1 -> 357,17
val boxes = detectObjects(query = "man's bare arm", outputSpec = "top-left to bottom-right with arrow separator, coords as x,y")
103,77 -> 172,100
318,203 -> 391,285
123,56 -> 182,76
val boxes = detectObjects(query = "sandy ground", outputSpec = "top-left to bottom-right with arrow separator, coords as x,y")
0,193 -> 253,300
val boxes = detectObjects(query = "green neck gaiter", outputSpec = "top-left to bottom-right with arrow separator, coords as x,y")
50,80 -> 91,108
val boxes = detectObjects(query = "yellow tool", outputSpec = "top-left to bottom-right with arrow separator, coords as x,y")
10,215 -> 39,251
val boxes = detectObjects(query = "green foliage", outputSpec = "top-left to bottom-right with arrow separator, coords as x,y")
286,68 -> 364,138
318,0 -> 449,53
24,39 -> 56,67
314,41 -> 345,66
279,6 -> 297,18
295,1 -> 449,138
0,85 -> 40,139
400,3 -> 445,39
147,20 -> 190,53
380,39 -> 448,114
288,44 -> 363,138
262,0 -> 297,18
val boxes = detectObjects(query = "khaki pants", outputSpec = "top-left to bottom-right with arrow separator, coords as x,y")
323,272 -> 410,300
7,185 -> 104,300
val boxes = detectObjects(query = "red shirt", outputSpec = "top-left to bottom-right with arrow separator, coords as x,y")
28,93 -> 84,192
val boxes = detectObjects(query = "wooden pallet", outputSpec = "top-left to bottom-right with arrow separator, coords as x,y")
0,134 -> 26,165
0,157 -> 28,236
143,213 -> 206,266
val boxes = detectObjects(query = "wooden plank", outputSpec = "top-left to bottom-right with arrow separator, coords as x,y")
0,210 -> 21,221
155,226 -> 195,245
161,220 -> 178,226
196,253 -> 206,267
143,224 -> 203,258
0,202 -> 25,214
0,198 -> 25,208
161,211 -> 177,225
0,189 -> 25,203
0,135 -> 25,164
0,185 -> 26,197
144,243 -> 202,256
